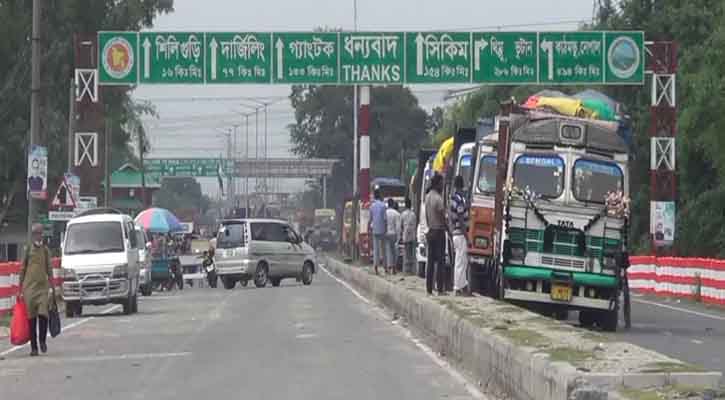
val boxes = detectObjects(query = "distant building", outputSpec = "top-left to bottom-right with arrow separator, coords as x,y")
108,164 -> 162,216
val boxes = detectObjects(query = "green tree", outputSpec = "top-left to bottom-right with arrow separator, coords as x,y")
0,0 -> 173,231
289,85 -> 428,206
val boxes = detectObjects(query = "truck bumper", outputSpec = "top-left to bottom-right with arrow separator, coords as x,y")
62,277 -> 129,303
503,289 -> 614,311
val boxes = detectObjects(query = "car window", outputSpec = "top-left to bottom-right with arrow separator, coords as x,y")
250,222 -> 286,242
217,222 -> 246,249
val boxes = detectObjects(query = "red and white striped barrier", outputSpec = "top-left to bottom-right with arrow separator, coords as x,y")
628,256 -> 725,306
0,258 -> 62,316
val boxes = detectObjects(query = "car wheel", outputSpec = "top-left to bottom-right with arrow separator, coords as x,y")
302,262 -> 314,286
222,277 -> 237,290
254,263 -> 269,288
271,278 -> 281,287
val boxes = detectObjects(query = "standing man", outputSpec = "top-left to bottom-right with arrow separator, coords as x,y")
19,224 -> 53,356
425,174 -> 447,295
369,188 -> 387,275
400,197 -> 417,275
450,175 -> 470,296
385,199 -> 401,274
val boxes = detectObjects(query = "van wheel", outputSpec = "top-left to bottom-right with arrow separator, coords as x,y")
222,277 -> 237,290
65,302 -> 81,318
302,263 -> 314,286
271,278 -> 281,287
254,264 -> 269,288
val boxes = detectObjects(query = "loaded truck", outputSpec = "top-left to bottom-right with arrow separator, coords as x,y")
490,99 -> 631,331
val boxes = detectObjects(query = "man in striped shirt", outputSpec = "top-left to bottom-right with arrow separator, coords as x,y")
450,175 -> 470,296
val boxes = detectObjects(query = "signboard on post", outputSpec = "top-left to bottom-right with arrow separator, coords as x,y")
27,145 -> 48,200
98,31 -> 645,85
651,201 -> 675,247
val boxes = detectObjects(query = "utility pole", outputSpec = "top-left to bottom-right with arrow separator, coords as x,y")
264,104 -> 268,198
67,78 -> 75,172
104,113 -> 111,207
245,114 -> 250,217
139,123 -> 147,208
351,0 -> 359,261
27,0 -> 42,240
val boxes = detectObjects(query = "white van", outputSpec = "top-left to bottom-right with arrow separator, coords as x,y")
61,209 -> 140,317
215,219 -> 316,289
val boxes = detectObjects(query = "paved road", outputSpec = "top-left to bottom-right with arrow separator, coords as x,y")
619,294 -> 725,377
0,267 -> 482,400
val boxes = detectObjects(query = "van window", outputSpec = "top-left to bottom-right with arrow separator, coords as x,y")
64,221 -> 125,255
217,222 -> 246,249
127,223 -> 138,249
251,222 -> 287,242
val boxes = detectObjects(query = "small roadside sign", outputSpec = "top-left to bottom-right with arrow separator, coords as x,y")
49,211 -> 76,221
51,179 -> 76,209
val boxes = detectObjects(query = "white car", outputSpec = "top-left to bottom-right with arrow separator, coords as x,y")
61,209 -> 141,317
214,218 -> 317,289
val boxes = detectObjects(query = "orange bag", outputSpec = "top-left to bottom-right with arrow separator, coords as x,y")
10,297 -> 30,346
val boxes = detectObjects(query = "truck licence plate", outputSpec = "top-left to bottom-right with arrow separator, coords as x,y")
550,284 -> 572,302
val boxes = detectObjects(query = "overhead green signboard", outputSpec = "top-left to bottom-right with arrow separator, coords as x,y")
206,32 -> 271,83
339,32 -> 404,84
139,32 -> 205,84
98,31 -> 645,85
406,32 -> 471,83
272,32 -> 339,84
145,159 -> 229,177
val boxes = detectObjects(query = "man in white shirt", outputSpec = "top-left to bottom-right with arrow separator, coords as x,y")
400,198 -> 417,275
385,198 -> 401,274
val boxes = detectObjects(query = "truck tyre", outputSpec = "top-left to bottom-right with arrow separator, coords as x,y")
222,277 -> 236,290
254,263 -> 269,288
599,309 -> 619,332
579,311 -> 596,328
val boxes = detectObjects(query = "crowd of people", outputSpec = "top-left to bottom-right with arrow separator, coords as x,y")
369,172 -> 470,297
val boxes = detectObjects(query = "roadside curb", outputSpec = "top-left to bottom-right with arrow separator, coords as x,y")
324,257 -> 722,400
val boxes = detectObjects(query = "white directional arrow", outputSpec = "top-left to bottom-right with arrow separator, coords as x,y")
142,38 -> 151,79
540,39 -> 554,81
276,38 -> 285,80
209,38 -> 218,81
416,33 -> 425,76
473,38 -> 489,71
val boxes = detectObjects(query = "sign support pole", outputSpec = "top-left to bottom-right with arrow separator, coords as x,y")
67,78 -> 76,172
359,86 -> 371,202
27,0 -> 42,240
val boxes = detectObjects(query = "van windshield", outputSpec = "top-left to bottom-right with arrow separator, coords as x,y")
217,223 -> 246,249
458,154 -> 473,189
65,222 -> 124,255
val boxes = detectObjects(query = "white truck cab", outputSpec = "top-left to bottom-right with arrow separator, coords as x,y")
61,209 -> 140,317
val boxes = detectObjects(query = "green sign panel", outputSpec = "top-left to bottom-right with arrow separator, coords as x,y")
472,32 -> 538,84
206,33 -> 271,83
340,32 -> 404,84
272,32 -> 338,84
139,32 -> 205,84
145,159 -> 229,177
98,31 -> 644,85
406,32 -> 471,83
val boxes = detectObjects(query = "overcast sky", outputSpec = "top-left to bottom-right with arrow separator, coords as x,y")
132,0 -> 596,197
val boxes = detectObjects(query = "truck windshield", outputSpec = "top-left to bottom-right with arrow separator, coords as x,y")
513,155 -> 564,198
477,156 -> 497,194
573,159 -> 623,204
217,222 -> 246,249
458,154 -> 473,189
65,222 -> 124,255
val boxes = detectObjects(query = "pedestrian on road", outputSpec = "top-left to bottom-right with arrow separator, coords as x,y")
425,173 -> 448,295
400,197 -> 418,275
385,198 -> 401,274
450,175 -> 470,296
369,188 -> 387,275
19,224 -> 53,356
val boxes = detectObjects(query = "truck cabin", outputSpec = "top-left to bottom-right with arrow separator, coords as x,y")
468,134 -> 498,261
501,112 -> 629,323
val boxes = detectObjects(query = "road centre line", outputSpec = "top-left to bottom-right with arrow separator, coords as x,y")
320,264 -> 487,400
0,304 -> 121,357
632,298 -> 725,322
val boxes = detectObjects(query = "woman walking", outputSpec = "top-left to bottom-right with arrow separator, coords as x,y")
19,223 -> 53,356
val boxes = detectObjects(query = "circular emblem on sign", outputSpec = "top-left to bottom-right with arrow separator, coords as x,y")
608,36 -> 640,79
102,37 -> 135,80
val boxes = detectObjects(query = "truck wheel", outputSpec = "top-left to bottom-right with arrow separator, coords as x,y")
123,292 -> 133,315
579,311 -> 596,328
240,279 -> 248,287
141,285 -> 153,297
222,277 -> 237,290
271,278 -> 281,287
599,309 -> 619,332
553,309 -> 569,321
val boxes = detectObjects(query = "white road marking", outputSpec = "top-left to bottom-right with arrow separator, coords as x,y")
46,352 -> 192,364
633,298 -> 725,322
320,264 -> 487,400
692,339 -> 704,344
295,333 -> 318,339
0,304 -> 121,357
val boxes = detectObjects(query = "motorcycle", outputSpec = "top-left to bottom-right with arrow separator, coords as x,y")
201,250 -> 218,288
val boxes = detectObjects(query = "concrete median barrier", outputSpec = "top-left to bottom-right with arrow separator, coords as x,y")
324,256 -> 722,400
